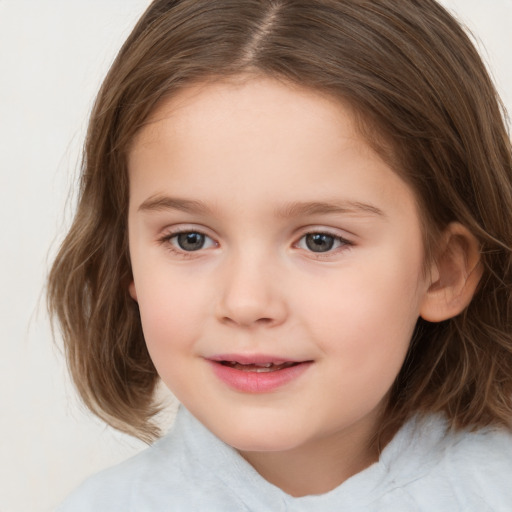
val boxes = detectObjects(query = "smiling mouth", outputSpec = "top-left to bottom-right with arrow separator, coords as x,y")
208,357 -> 313,392
218,361 -> 300,372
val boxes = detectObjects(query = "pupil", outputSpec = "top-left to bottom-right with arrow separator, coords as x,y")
305,233 -> 334,252
177,232 -> 205,251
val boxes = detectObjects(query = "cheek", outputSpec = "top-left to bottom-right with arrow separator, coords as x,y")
134,270 -> 209,355
300,264 -> 422,418
301,249 -> 424,366
134,276 -> 210,398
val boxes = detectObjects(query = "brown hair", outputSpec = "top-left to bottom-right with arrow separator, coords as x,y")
48,0 -> 512,443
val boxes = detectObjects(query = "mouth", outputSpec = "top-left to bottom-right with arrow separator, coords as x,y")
218,360 -> 301,373
207,355 -> 313,393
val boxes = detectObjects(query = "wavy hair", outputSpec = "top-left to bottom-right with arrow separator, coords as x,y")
48,0 -> 512,443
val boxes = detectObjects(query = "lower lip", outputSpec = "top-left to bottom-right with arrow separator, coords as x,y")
207,360 -> 312,393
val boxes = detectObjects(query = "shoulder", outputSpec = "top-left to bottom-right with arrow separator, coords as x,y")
441,425 -> 512,506
54,407 -> 250,512
385,416 -> 512,510
55,434 -> 180,512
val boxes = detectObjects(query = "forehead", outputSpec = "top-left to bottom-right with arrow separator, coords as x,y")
127,76 -> 418,223
131,76 -> 360,151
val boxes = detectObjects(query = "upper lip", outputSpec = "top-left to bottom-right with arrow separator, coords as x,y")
207,354 -> 307,365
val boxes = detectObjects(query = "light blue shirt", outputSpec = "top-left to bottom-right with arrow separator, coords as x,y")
57,406 -> 512,511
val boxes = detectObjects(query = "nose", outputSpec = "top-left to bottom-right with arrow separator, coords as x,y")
216,251 -> 288,328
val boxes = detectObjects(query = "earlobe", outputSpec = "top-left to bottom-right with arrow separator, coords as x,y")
129,281 -> 138,302
420,223 -> 482,322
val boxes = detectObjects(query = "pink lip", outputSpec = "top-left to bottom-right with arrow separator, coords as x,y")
206,354 -> 313,393
209,353 -> 300,365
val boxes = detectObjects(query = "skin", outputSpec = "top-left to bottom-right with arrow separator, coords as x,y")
127,76 -> 439,496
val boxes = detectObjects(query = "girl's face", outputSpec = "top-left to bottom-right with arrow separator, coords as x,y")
128,77 -> 432,465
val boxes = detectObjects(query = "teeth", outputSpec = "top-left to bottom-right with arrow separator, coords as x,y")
221,361 -> 298,372
254,366 -> 274,372
224,361 -> 274,367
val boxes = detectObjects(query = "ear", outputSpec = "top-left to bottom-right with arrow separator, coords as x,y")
420,223 -> 482,322
128,280 -> 138,302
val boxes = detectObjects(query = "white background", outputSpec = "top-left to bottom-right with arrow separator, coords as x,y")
0,1 -> 511,511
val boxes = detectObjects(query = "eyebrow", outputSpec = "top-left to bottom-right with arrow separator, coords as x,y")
137,195 -> 385,218
275,200 -> 385,218
137,195 -> 214,215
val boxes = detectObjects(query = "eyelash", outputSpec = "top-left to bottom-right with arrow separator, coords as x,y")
157,229 -> 353,258
157,229 -> 216,259
294,231 -> 353,258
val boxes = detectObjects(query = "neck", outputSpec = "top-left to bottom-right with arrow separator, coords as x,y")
239,418 -> 382,497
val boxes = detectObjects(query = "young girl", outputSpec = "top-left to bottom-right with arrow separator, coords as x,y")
49,0 -> 512,509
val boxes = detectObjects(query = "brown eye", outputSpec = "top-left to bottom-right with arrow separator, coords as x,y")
304,233 -> 335,252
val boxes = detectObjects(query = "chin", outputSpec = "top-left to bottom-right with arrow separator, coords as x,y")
210,418 -> 310,453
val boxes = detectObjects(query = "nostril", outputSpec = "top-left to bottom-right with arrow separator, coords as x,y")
221,316 -> 274,326
216,282 -> 287,327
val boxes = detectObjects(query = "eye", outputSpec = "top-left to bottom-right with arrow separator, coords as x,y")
168,231 -> 216,252
297,232 -> 350,253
